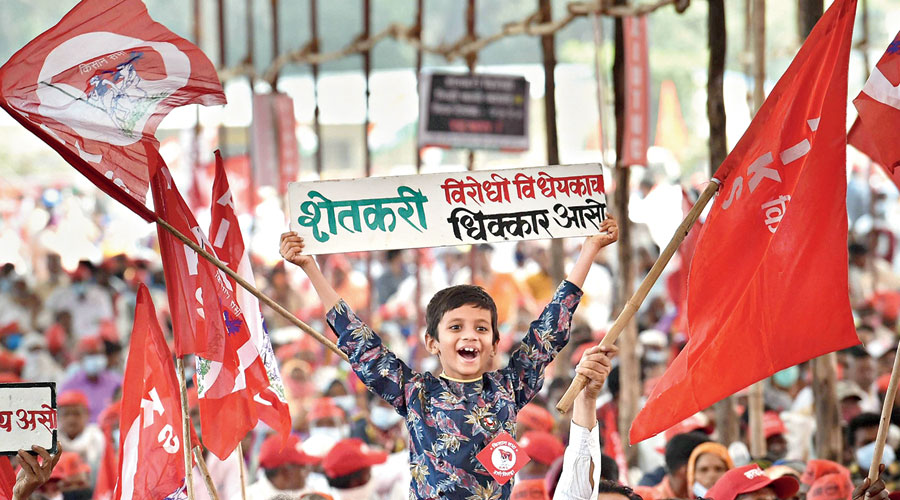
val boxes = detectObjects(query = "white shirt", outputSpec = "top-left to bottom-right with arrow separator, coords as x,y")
553,421 -> 602,500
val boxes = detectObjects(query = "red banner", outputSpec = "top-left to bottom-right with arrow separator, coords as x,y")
251,93 -> 300,194
621,16 -> 650,167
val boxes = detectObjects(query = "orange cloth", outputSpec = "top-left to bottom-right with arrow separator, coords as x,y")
686,442 -> 734,492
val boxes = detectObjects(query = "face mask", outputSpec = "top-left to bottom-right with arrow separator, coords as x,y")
63,489 -> 93,500
370,405 -> 403,431
337,480 -> 376,500
773,366 -> 800,389
856,441 -> 896,470
4,334 -> 22,351
72,282 -> 88,297
644,349 -> 667,365
693,482 -> 709,498
82,354 -> 107,375
333,395 -> 356,415
112,429 -> 120,450
310,425 -> 348,441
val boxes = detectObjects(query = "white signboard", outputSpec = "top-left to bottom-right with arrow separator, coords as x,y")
0,383 -> 57,455
288,164 -> 607,254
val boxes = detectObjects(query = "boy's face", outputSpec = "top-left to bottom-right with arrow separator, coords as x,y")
425,304 -> 497,380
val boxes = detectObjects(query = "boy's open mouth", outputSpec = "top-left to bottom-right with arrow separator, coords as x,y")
457,346 -> 479,361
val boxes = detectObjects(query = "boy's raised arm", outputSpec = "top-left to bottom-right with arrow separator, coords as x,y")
565,216 -> 618,289
280,232 -> 341,310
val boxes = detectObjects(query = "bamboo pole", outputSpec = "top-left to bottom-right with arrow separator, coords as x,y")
155,216 -> 348,362
310,0 -> 323,175
556,179 -> 721,413
237,443 -> 248,500
868,341 -> 900,483
192,447 -> 221,500
748,382 -> 766,458
176,358 -> 196,500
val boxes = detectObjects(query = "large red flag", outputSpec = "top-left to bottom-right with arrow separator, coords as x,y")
0,458 -> 14,500
208,151 -> 292,442
152,162 -> 238,361
853,32 -> 900,173
630,0 -> 859,443
0,0 -> 225,221
114,285 -> 193,500
848,118 -> 900,192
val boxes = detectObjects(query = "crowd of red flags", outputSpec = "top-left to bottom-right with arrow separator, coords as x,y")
631,0 -> 861,442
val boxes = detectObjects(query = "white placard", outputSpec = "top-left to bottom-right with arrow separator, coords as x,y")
288,164 -> 607,254
0,383 -> 57,455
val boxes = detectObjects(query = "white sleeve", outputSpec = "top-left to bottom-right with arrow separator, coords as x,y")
553,421 -> 603,500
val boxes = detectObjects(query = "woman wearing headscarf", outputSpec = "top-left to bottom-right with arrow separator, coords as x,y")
687,442 -> 734,498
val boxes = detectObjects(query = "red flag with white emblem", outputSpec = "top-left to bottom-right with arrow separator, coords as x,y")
0,0 -> 225,221
853,32 -> 900,173
630,0 -> 859,443
208,151 -> 292,442
114,285 -> 194,500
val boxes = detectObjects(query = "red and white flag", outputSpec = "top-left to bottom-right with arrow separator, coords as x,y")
631,0 -> 859,443
853,32 -> 900,173
0,0 -> 225,221
208,151 -> 292,442
114,285 -> 193,500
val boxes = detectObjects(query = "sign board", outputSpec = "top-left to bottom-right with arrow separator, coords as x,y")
288,163 -> 606,254
418,72 -> 529,151
0,383 -> 57,455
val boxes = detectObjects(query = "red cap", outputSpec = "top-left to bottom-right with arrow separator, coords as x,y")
517,403 -> 554,434
98,401 -> 121,431
308,398 -> 345,422
0,372 -> 21,384
76,335 -> 103,354
511,478 -> 550,500
49,452 -> 92,480
764,411 -> 787,439
519,431 -> 565,466
707,465 -> 800,500
807,473 -> 853,500
258,434 -> 320,469
801,460 -> 851,486
323,438 -> 387,478
58,390 -> 90,409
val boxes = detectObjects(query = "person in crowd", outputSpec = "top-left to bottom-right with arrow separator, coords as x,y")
279,217 -> 618,500
846,346 -> 881,413
322,438 -> 388,500
42,261 -> 114,339
516,402 -> 556,436
374,249 -> 409,306
55,391 -> 104,475
350,391 -> 406,454
649,431 -> 711,499
34,452 -> 92,500
553,344 -> 617,500
247,434 -> 323,500
686,442 -> 734,498
519,430 -> 565,480
19,333 -> 63,383
59,336 -> 121,423
706,464 -> 801,500
763,412 -> 789,464
847,413 -> 900,487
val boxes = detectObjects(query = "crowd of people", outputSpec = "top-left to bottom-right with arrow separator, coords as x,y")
0,175 -> 899,500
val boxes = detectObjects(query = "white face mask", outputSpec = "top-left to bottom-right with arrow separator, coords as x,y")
333,395 -> 356,415
693,482 -> 709,498
309,425 -> 348,441
370,405 -> 403,431
82,354 -> 107,375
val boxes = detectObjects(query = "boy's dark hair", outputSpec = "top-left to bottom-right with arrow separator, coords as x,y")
326,467 -> 370,489
596,479 -> 643,500
664,431 -> 710,473
425,285 -> 499,344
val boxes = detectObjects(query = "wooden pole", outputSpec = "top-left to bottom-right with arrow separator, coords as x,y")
363,0 -> 373,322
813,353 -> 842,461
868,346 -> 900,482
591,13 -> 609,166
192,447 -> 222,500
237,443 -> 248,500
176,357 -> 196,500
217,0 -> 228,157
465,0 -> 477,173
270,0 -> 280,89
748,382 -> 766,458
751,0 -> 765,114
413,0 -> 425,343
556,179 -> 721,413
310,0 -> 323,174
155,216 -> 348,362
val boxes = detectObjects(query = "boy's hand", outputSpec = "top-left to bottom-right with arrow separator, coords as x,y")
280,232 -> 316,270
575,345 -> 617,400
583,216 -> 618,255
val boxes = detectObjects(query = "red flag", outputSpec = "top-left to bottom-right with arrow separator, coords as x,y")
631,0 -> 859,443
114,285 -> 193,500
853,33 -> 900,173
94,402 -> 121,500
191,152 -> 277,460
621,16 -> 650,167
0,457 -> 14,500
848,118 -> 900,192
208,151 -> 292,441
0,0 -> 224,221
152,161 -> 239,361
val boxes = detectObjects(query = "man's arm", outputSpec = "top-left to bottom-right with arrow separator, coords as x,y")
554,346 -> 616,500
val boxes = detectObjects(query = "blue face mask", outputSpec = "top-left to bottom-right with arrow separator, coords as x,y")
773,366 -> 800,388
4,334 -> 22,351
82,354 -> 107,376
856,441 -> 896,470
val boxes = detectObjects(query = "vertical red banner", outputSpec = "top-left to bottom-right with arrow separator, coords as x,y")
274,94 -> 300,194
622,15 -> 650,167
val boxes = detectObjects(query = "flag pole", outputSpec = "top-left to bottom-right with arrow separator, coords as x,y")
192,446 -> 221,500
237,442 -> 248,500
155,216 -> 349,362
176,357 -> 197,500
867,344 -> 900,483
556,179 -> 721,413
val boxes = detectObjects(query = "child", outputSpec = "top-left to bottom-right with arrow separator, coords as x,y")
279,217 -> 617,500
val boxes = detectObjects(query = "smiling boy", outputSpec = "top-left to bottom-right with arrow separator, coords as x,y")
279,217 -> 617,500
